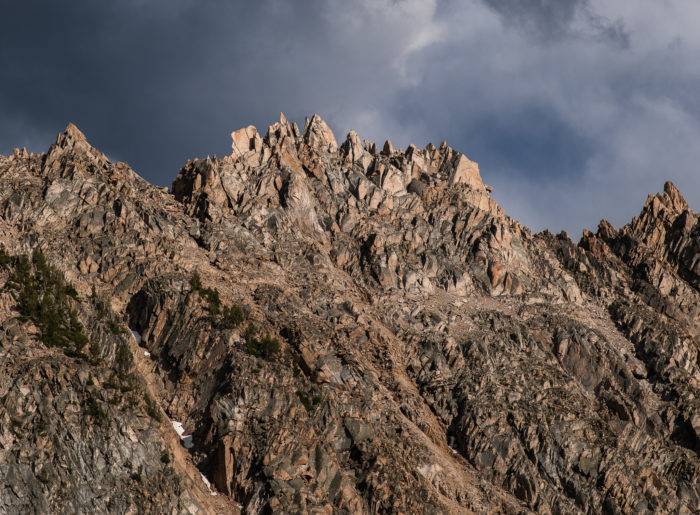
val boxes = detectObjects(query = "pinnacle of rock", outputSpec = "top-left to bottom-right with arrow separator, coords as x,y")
341,130 -> 365,163
55,122 -> 89,149
41,122 -> 108,175
382,140 -> 395,155
266,111 -> 298,144
596,219 -> 617,240
231,125 -> 262,163
303,114 -> 338,152
663,180 -> 688,212
449,153 -> 484,191
65,122 -> 87,140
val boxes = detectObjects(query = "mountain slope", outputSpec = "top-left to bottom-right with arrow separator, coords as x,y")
0,117 -> 697,513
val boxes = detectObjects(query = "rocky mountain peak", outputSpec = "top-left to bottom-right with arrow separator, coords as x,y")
634,180 -> 689,224
50,122 -> 97,156
61,121 -> 87,143
42,122 -> 110,179
663,180 -> 688,213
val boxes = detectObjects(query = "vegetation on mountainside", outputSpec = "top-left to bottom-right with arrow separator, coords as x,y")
189,272 -> 245,328
243,323 -> 280,360
0,248 -> 11,268
1,249 -> 88,355
1,248 -> 163,424
296,389 -> 321,413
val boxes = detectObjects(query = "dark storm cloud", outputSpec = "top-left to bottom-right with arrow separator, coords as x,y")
1,0 -> 699,235
481,0 -> 629,47
482,0 -> 583,40
0,0 -> 330,179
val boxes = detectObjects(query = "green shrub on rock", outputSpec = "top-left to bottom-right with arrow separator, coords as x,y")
243,323 -> 280,360
5,250 -> 89,355
190,272 -> 220,311
190,272 -> 246,329
0,247 -> 12,268
220,304 -> 245,329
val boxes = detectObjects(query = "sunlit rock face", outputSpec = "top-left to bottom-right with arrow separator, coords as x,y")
0,116 -> 698,513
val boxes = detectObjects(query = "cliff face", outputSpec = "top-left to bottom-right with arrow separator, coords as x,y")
0,116 -> 698,513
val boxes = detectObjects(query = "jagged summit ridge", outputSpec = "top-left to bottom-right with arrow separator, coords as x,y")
174,112 -> 491,231
219,112 -> 485,194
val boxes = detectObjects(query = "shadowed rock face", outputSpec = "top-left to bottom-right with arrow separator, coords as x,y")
0,115 -> 698,513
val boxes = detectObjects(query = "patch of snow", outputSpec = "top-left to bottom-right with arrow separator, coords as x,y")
172,420 -> 185,437
172,420 -> 194,449
417,463 -> 443,482
200,473 -> 217,496
130,329 -> 142,344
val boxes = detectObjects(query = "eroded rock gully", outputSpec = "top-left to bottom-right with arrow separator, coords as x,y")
0,117 -> 698,513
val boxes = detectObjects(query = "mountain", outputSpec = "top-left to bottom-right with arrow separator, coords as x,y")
0,115 -> 697,513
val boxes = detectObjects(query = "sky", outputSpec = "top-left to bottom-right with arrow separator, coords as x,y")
1,0 -> 699,236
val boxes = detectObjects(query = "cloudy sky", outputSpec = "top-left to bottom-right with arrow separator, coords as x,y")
1,0 -> 699,235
